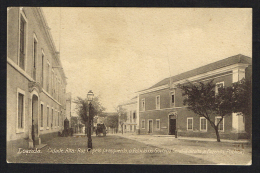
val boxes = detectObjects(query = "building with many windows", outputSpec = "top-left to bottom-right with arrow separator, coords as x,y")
137,54 -> 251,139
7,7 -> 69,158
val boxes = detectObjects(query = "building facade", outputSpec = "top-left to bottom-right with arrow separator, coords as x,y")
118,97 -> 138,134
7,7 -> 69,158
138,54 -> 251,139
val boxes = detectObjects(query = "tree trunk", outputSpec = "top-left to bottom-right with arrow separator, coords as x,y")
214,126 -> 221,142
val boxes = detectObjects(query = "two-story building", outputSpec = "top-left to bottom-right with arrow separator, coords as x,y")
118,96 -> 138,134
138,54 -> 251,140
7,7 -> 69,158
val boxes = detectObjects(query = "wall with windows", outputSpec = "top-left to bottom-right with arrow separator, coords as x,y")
7,7 -> 68,158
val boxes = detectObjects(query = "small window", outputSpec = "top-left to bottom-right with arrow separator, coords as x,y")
215,82 -> 224,95
141,120 -> 145,129
58,111 -> 60,127
156,119 -> 160,129
215,117 -> 224,132
141,98 -> 145,111
47,106 -> 49,129
200,117 -> 207,131
51,109 -> 54,128
156,95 -> 160,109
40,103 -> 44,129
32,34 -> 38,80
41,50 -> 44,87
46,62 -> 50,92
187,118 -> 193,130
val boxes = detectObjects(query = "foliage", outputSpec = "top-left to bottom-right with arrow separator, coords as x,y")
73,96 -> 106,125
117,105 -> 128,126
178,79 -> 233,142
229,78 -> 252,117
105,114 -> 119,128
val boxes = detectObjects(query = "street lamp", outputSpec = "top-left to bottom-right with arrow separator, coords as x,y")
87,90 -> 94,150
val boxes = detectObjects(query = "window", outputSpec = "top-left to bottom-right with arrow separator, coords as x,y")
141,98 -> 145,111
215,82 -> 224,95
124,125 -> 126,130
171,93 -> 175,107
47,106 -> 49,129
52,70 -> 54,96
130,125 -> 132,131
133,112 -> 136,123
41,50 -> 44,87
32,34 -> 38,80
55,110 -> 57,127
46,62 -> 50,92
40,103 -> 43,129
130,111 -> 132,123
141,120 -> 145,129
19,9 -> 27,70
200,117 -> 207,131
215,117 -> 224,132
156,95 -> 160,109
51,108 -> 54,128
17,89 -> 25,133
156,119 -> 160,129
187,118 -> 193,130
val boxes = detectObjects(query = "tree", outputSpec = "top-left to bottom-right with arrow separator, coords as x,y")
117,105 -> 127,134
74,96 -> 105,135
104,114 -> 119,133
178,80 -> 233,142
229,78 -> 252,136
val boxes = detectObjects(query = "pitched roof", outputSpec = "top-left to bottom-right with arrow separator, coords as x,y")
147,54 -> 252,90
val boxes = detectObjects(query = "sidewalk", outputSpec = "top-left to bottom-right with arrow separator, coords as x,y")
113,133 -> 250,144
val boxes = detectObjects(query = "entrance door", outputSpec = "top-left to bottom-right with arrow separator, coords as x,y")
169,117 -> 176,135
148,120 -> 153,133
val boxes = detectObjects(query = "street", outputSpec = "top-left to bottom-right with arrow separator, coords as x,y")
8,134 -> 251,164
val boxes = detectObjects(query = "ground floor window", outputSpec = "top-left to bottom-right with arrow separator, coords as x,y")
17,90 -> 25,132
130,125 -> 132,131
200,117 -> 207,131
141,119 -> 145,129
187,117 -> 193,130
215,116 -> 224,132
47,106 -> 49,129
156,119 -> 160,129
40,103 -> 44,129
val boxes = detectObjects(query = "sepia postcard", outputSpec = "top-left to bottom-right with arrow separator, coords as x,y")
7,7 -> 252,164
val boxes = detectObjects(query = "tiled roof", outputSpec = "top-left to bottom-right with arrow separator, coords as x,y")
147,54 -> 252,90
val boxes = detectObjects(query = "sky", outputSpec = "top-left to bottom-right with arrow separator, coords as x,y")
42,8 -> 252,113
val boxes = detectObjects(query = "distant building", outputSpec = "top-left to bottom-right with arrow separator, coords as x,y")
66,92 -> 72,127
7,7 -> 70,158
137,54 -> 251,139
118,97 -> 138,133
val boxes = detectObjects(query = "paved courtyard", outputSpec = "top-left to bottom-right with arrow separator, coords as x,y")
8,134 -> 251,164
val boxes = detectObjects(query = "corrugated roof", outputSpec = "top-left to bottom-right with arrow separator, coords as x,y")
147,54 -> 252,90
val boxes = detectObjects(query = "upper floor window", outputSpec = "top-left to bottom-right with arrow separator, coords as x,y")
171,93 -> 175,106
46,61 -> 50,92
130,111 -> 132,123
19,9 -> 27,70
156,95 -> 160,109
141,98 -> 145,111
215,82 -> 224,95
47,106 -> 49,128
215,116 -> 224,132
41,50 -> 44,87
32,34 -> 38,80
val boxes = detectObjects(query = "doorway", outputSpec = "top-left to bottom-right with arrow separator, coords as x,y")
169,116 -> 176,135
32,95 -> 39,146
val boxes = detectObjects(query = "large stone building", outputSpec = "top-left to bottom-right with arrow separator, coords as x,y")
7,7 -> 70,158
137,54 -> 251,139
